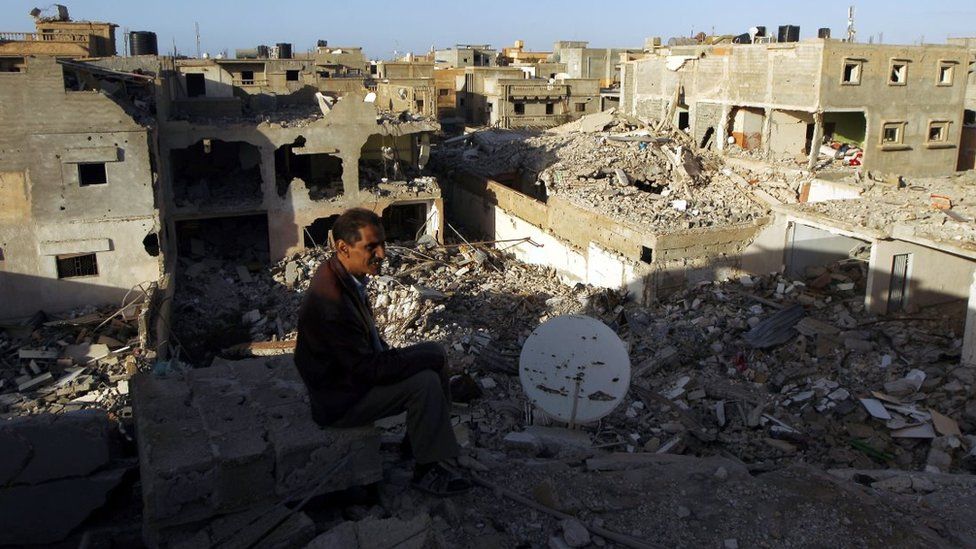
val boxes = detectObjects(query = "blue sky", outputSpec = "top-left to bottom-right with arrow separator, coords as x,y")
5,1 -> 975,58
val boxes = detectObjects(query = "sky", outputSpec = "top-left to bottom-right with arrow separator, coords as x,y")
4,1 -> 976,59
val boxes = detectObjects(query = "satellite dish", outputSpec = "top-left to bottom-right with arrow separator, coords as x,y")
519,315 -> 631,425
749,26 -> 759,43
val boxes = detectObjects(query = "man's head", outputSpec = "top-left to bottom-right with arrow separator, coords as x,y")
332,208 -> 386,277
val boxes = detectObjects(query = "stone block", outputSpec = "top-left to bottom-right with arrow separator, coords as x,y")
266,409 -> 381,497
0,410 -> 110,485
247,377 -> 309,410
131,373 -> 196,423
139,418 -> 215,522
210,428 -> 275,512
193,391 -> 263,435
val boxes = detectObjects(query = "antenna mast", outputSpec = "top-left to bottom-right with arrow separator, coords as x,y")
847,6 -> 856,43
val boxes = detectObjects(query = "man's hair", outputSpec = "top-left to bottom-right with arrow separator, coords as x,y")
332,208 -> 382,246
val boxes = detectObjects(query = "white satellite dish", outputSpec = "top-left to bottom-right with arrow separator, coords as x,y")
519,315 -> 631,425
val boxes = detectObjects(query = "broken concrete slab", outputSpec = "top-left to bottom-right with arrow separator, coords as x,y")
63,343 -> 110,364
0,410 -> 111,486
306,513 -> 438,549
0,467 -> 126,545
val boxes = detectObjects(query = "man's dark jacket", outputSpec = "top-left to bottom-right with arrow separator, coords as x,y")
294,255 -> 440,425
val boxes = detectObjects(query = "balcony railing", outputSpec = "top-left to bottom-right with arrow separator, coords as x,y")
232,78 -> 269,87
0,31 -> 92,43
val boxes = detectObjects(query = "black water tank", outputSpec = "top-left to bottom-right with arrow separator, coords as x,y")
256,45 -> 270,58
733,33 -> 751,44
778,25 -> 800,43
276,43 -> 293,59
818,27 -> 831,39
130,31 -> 158,56
755,26 -> 766,37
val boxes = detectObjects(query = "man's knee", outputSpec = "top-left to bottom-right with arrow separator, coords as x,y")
408,369 -> 443,395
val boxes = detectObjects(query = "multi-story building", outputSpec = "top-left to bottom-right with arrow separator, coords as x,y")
0,56 -> 162,318
621,39 -> 970,176
0,7 -> 116,60
460,67 -> 602,129
550,40 -> 642,88
435,44 -> 496,68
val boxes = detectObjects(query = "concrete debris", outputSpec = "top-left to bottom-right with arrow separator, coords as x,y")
0,410 -> 128,545
0,304 -> 148,424
306,513 -> 437,549
431,112 -> 793,233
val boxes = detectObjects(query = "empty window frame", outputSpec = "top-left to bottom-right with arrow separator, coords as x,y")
185,73 -> 206,97
285,70 -> 299,81
241,70 -> 255,85
514,102 -> 525,115
889,60 -> 908,85
438,88 -> 449,96
937,61 -> 955,86
78,163 -> 107,186
841,59 -> 862,85
0,56 -> 26,73
881,121 -> 906,145
545,102 -> 554,115
927,120 -> 950,143
575,102 -> 587,112
56,253 -> 98,278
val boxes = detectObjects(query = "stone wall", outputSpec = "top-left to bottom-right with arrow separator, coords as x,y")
133,356 -> 381,548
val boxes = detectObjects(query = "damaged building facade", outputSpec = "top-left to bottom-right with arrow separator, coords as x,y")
621,39 -> 970,176
0,55 -> 162,318
1,36 -> 444,321
159,78 -> 442,262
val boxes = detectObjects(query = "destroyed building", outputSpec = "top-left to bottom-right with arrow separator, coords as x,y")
159,61 -> 442,263
620,38 -> 970,176
372,60 -> 436,117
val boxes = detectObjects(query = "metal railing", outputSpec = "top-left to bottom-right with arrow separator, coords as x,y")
0,31 -> 91,43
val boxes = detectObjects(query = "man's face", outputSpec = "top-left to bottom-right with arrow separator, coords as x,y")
337,224 -> 386,277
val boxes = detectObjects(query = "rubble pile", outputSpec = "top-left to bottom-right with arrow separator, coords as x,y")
433,112 -> 775,231
174,237 -> 974,475
797,170 -> 976,245
163,237 -> 976,546
0,304 -> 150,423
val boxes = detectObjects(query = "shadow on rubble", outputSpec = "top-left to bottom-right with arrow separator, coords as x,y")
0,272 -> 146,323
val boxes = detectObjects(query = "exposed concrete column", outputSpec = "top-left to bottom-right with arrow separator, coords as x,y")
807,111 -> 824,171
962,269 -> 976,366
761,108 -> 773,159
717,104 -> 732,153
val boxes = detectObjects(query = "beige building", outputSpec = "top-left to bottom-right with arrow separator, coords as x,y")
460,67 -> 602,129
621,39 -> 970,176
550,40 -> 641,88
0,10 -> 116,60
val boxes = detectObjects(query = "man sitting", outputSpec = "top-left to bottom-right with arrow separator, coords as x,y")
294,207 -> 470,496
